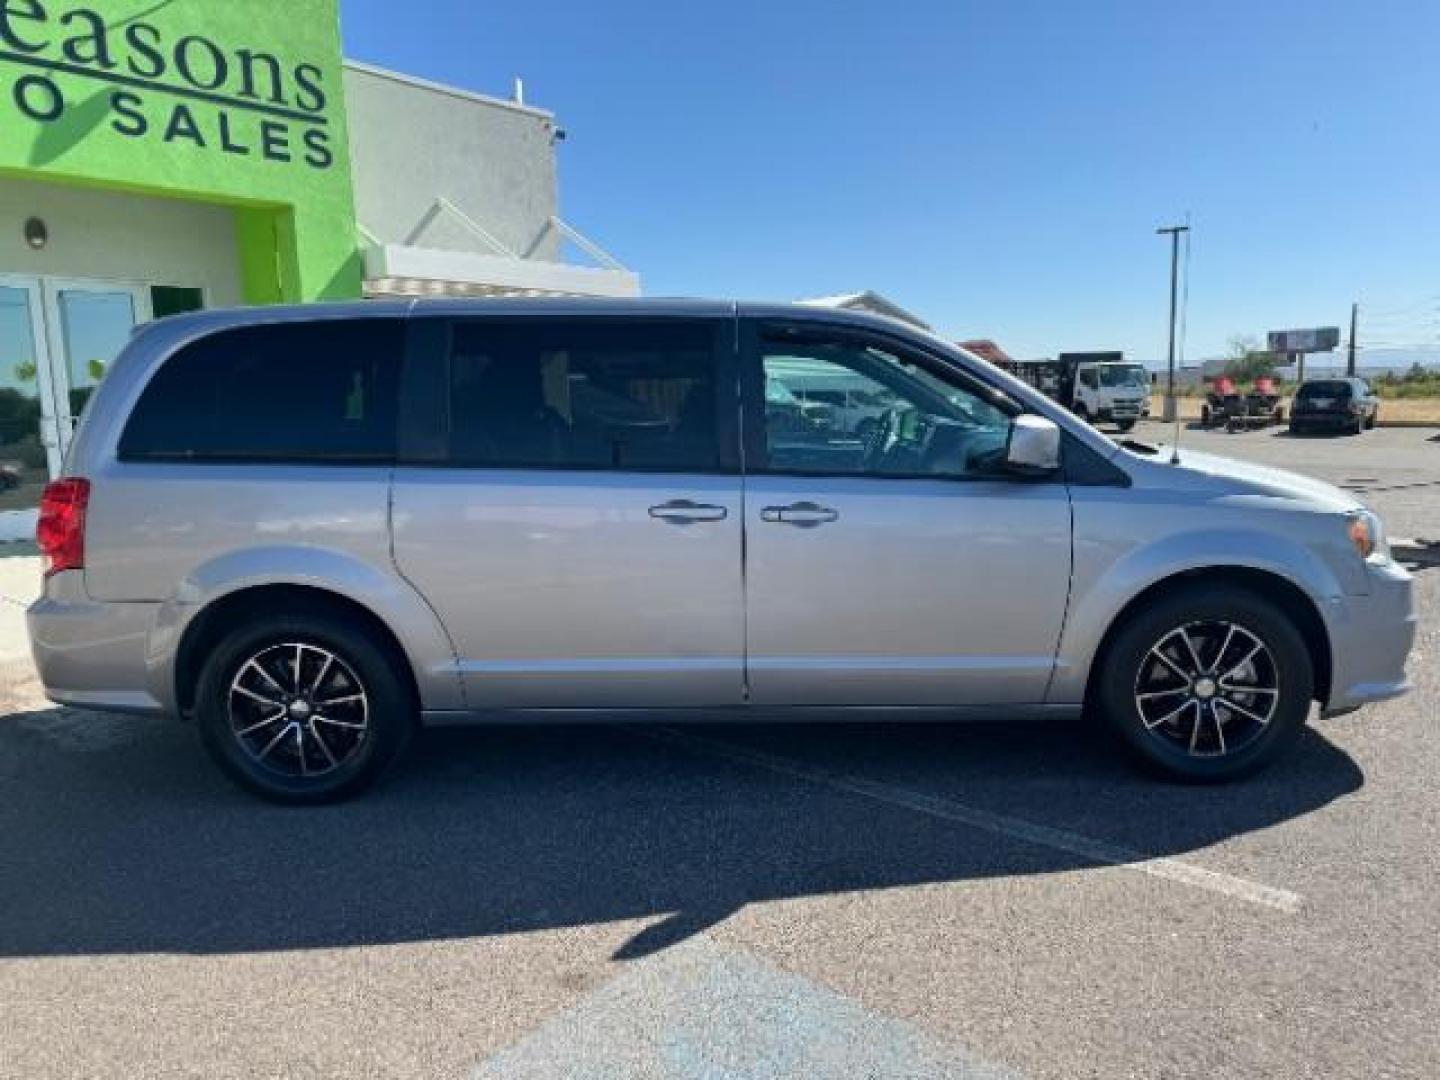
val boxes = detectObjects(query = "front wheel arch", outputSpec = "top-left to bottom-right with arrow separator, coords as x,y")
1085,566 -> 1332,711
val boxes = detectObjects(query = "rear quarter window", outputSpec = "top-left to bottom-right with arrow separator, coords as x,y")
118,319 -> 404,462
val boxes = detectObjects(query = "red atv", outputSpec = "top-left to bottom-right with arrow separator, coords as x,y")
1199,376 -> 1241,429
1201,376 -> 1286,431
1244,377 -> 1285,427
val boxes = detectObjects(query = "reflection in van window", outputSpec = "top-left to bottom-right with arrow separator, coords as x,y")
760,337 -> 1010,478
447,321 -> 720,471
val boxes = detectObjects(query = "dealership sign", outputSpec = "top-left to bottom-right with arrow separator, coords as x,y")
0,0 -> 335,170
1267,327 -> 1340,355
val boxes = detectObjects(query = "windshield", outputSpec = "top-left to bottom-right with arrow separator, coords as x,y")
1098,364 -> 1150,388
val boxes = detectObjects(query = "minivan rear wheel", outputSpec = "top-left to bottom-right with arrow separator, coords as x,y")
1097,585 -> 1313,782
196,614 -> 413,803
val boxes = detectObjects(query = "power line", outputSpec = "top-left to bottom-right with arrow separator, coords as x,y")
1360,294 -> 1440,317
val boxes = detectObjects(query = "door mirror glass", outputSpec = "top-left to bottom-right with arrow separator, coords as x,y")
1005,415 -> 1061,474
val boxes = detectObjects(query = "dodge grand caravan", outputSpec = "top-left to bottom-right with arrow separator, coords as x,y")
28,300 -> 1416,802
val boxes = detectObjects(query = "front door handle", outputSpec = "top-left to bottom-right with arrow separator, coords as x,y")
649,499 -> 729,524
760,501 -> 840,527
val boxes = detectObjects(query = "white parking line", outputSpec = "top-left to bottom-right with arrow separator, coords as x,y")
637,727 -> 1303,915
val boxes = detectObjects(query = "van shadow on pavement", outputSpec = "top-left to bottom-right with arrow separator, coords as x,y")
0,711 -> 1362,961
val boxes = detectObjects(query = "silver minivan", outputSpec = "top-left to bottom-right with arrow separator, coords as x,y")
28,300 -> 1416,802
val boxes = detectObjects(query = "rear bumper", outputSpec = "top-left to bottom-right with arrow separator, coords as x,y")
26,571 -> 165,715
1323,560 -> 1416,712
1290,412 -> 1356,430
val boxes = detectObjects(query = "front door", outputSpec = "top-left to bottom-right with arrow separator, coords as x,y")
391,315 -> 746,710
0,276 -> 152,516
742,320 -> 1073,706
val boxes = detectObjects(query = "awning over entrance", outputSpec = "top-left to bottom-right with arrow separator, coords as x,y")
360,200 -> 640,300
364,245 -> 641,299
798,291 -> 931,331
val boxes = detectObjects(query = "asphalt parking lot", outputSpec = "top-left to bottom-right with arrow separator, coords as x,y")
0,425 -> 1436,1079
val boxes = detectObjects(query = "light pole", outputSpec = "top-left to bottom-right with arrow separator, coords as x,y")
1157,224 -> 1190,423
1347,301 -> 1358,377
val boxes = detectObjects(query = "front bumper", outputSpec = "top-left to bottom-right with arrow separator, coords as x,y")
1099,404 -> 1146,421
1323,559 -> 1416,713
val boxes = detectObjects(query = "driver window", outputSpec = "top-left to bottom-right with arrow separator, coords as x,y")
758,333 -> 1011,478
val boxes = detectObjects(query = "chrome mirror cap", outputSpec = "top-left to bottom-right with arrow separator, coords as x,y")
1006,414 -> 1062,474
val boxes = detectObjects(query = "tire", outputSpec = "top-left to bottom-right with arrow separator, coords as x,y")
1200,405 -> 1212,427
1366,411 -> 1378,430
1096,584 -> 1313,782
1116,420 -> 1136,433
1350,414 -> 1364,436
195,613 -> 415,804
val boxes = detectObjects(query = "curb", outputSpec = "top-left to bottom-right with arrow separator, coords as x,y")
1393,539 -> 1440,566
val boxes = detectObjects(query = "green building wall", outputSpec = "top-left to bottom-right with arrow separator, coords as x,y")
0,0 -> 361,302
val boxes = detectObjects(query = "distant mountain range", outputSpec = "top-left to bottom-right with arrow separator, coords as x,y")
1181,347 -> 1440,379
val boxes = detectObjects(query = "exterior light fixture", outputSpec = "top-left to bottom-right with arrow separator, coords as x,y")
24,217 -> 48,250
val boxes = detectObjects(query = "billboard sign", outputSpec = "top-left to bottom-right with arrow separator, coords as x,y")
1267,328 -> 1340,354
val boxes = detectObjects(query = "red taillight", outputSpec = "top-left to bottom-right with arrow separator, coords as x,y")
36,478 -> 91,578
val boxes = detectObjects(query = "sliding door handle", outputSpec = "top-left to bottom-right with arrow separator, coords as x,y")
649,499 -> 729,524
760,502 -> 839,527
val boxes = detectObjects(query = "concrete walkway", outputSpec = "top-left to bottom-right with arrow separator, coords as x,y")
0,553 -> 47,715
0,552 -> 41,665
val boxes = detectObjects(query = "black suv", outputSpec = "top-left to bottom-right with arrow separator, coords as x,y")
1289,377 -> 1379,435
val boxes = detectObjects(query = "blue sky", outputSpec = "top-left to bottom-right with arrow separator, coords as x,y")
342,0 -> 1440,366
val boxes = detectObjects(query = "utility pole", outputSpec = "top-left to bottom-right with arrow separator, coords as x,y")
1156,224 -> 1190,422
1347,301 -> 1358,376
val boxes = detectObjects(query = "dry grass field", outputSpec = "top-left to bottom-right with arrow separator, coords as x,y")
1149,394 -> 1440,425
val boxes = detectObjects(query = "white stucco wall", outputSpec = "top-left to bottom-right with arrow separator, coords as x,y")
344,62 -> 561,261
0,177 -> 243,306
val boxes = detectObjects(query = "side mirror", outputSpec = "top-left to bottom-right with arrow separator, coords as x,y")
1005,414 -> 1061,475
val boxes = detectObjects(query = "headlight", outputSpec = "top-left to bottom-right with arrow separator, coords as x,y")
1347,510 -> 1388,563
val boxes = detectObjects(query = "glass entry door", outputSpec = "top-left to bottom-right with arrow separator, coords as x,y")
44,280 -> 152,452
0,276 -> 152,513
0,277 -> 53,513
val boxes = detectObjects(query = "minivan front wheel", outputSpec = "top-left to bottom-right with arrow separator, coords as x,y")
196,614 -> 413,803
1097,586 -> 1313,781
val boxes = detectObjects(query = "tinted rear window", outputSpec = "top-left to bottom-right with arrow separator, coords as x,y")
119,320 -> 403,462
1297,381 -> 1351,398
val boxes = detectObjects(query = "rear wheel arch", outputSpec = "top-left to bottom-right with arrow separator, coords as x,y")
1086,566 -> 1333,709
175,584 -> 421,720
